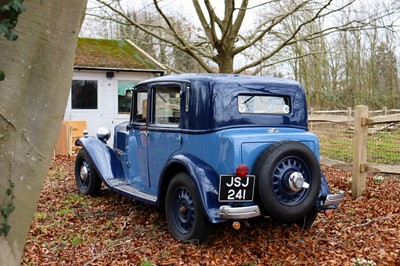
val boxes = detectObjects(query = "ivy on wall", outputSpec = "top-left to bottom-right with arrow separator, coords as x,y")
0,0 -> 24,236
0,178 -> 15,237
0,0 -> 25,80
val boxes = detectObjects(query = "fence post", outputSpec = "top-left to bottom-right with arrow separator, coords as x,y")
352,105 -> 368,199
347,107 -> 352,118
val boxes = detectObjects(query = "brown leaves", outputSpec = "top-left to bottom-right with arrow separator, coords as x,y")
22,157 -> 400,265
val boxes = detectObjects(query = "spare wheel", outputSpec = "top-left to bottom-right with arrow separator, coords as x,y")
253,141 -> 321,223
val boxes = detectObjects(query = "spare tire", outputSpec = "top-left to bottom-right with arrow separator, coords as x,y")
253,141 -> 321,223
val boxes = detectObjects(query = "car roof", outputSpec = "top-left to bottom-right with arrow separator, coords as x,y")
137,73 -> 308,131
140,73 -> 301,89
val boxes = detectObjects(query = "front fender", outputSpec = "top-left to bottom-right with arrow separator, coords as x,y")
162,154 -> 224,223
75,137 -> 125,181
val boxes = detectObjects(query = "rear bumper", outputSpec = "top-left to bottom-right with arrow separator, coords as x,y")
219,205 -> 261,219
218,192 -> 345,220
322,191 -> 345,207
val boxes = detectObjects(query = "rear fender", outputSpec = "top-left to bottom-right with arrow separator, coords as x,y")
159,154 -> 223,223
75,137 -> 125,181
319,172 -> 331,196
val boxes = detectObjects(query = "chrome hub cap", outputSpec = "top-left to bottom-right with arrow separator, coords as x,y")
288,172 -> 309,192
80,163 -> 89,183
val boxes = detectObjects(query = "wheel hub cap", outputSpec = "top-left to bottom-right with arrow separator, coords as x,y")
80,164 -> 89,182
288,172 -> 309,192
179,205 -> 187,214
173,188 -> 195,234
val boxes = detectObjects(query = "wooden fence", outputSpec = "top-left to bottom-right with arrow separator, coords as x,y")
309,106 -> 400,199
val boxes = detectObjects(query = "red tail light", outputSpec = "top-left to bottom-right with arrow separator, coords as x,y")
236,164 -> 249,177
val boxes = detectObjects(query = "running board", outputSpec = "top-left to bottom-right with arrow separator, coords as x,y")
115,185 -> 157,203
103,177 -> 157,204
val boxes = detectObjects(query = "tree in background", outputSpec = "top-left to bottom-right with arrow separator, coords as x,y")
0,1 -> 87,264
278,1 -> 400,109
83,0 -> 400,109
88,0 -> 399,75
83,3 -> 206,73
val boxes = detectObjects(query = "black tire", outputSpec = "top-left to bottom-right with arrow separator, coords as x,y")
74,149 -> 102,196
165,172 -> 210,243
296,210 -> 318,230
254,141 -> 321,223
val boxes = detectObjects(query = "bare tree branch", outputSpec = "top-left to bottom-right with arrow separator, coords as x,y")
91,0 -> 400,74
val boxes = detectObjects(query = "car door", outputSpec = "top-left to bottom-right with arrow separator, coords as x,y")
147,84 -> 182,191
125,86 -> 150,189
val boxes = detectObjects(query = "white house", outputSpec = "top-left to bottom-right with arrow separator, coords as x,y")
64,38 -> 166,146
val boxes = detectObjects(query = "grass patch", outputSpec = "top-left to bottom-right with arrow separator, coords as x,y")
310,122 -> 400,164
55,208 -> 72,215
140,260 -> 154,266
33,212 -> 47,220
63,193 -> 89,207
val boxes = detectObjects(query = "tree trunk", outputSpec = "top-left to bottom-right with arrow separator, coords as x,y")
0,0 -> 87,264
217,54 -> 234,74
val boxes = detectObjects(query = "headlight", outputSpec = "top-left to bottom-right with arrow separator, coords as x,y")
97,127 -> 111,142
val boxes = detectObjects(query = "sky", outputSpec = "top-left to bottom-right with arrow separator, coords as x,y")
84,0 -> 266,32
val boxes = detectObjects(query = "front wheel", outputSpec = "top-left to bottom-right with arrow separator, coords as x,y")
74,149 -> 102,196
165,172 -> 210,243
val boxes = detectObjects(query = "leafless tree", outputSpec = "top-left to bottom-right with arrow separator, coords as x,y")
89,0 -> 400,74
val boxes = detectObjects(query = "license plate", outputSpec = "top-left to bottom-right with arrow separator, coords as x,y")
218,175 -> 255,202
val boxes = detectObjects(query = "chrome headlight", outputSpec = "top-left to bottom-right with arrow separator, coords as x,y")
97,127 -> 111,142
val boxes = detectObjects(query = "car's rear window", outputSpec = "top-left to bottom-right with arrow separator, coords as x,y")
238,95 -> 290,114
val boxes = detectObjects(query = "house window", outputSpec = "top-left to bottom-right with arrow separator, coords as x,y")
118,81 -> 137,114
71,80 -> 98,109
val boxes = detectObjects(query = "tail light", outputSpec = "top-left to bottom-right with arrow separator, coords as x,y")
236,164 -> 249,177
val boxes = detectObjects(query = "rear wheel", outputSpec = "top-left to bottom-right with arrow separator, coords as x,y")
165,172 -> 210,243
74,149 -> 102,196
296,210 -> 318,229
254,141 -> 321,223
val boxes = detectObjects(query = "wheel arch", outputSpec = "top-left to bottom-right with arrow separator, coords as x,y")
158,154 -> 222,223
157,161 -> 188,212
75,137 -> 126,183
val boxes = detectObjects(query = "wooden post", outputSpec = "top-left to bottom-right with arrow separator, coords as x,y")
352,105 -> 368,199
347,107 -> 352,118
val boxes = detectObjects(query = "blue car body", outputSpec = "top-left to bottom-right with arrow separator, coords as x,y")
76,74 -> 343,227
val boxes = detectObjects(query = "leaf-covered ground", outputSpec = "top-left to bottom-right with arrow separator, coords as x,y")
23,156 -> 400,265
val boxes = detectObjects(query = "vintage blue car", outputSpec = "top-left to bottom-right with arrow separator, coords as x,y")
74,74 -> 344,243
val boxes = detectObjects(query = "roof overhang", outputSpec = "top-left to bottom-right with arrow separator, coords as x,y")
74,65 -> 165,75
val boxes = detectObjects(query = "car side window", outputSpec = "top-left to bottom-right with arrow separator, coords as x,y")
132,91 -> 148,124
152,86 -> 181,126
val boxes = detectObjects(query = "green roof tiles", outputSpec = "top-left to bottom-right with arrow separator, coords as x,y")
75,38 -> 164,71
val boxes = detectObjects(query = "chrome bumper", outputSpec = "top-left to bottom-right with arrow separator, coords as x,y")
219,205 -> 261,219
323,192 -> 345,207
